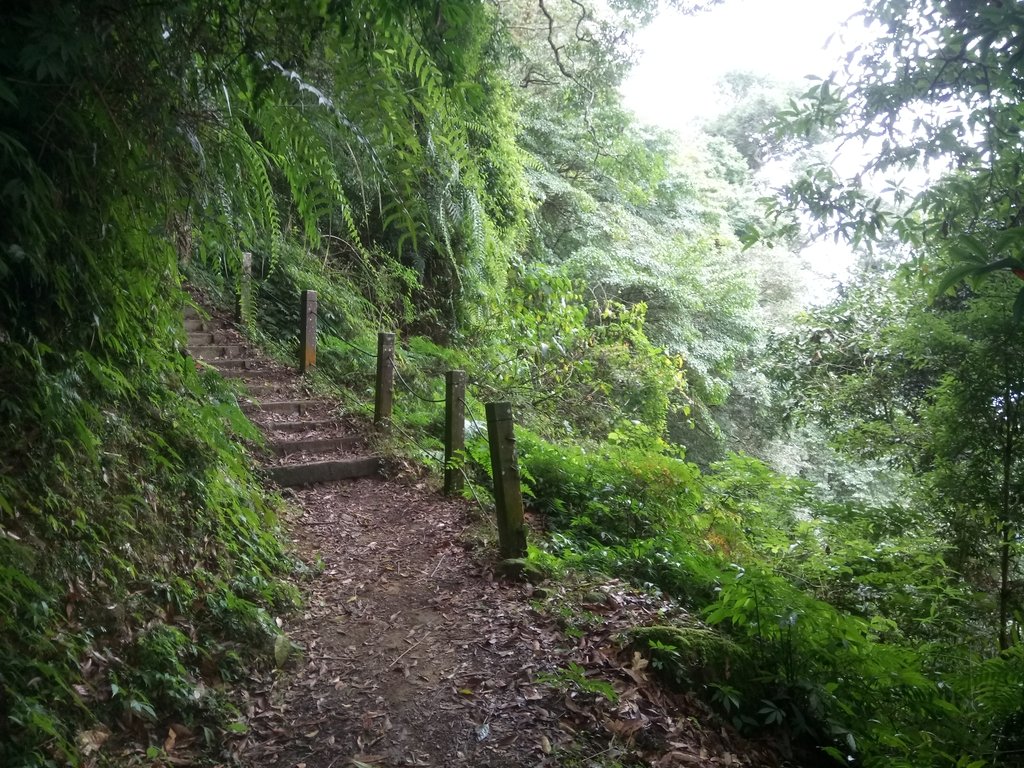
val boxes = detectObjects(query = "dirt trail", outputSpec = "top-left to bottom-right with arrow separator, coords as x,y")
184,297 -> 777,768
233,474 -> 776,768
238,478 -> 558,767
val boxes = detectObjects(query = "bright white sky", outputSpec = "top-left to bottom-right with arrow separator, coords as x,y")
622,0 -> 866,131
621,0 -> 869,299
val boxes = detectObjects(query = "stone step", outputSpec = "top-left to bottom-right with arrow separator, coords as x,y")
265,419 -> 340,434
190,344 -> 248,360
207,364 -> 288,382
244,383 -> 295,398
184,301 -> 375,489
268,457 -> 380,487
244,399 -> 318,416
184,317 -> 218,332
209,358 -> 262,371
188,331 -> 232,346
270,435 -> 362,457
213,368 -> 258,379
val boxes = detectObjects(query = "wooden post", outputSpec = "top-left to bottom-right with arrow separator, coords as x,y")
374,332 -> 395,427
299,290 -> 317,374
236,251 -> 253,323
485,401 -> 527,559
444,370 -> 466,495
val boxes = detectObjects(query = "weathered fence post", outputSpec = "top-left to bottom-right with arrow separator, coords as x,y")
374,332 -> 395,427
485,401 -> 527,559
444,370 -> 466,495
299,290 -> 317,374
235,251 -> 253,323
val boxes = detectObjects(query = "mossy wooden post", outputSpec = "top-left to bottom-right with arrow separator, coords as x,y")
485,401 -> 527,559
235,251 -> 252,323
374,332 -> 395,427
444,370 -> 466,495
299,290 -> 317,374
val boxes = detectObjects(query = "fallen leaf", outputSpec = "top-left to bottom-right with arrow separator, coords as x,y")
76,727 -> 110,756
351,755 -> 385,765
603,716 -> 647,740
72,684 -> 91,699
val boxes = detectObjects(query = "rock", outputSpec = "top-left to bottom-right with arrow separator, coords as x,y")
497,558 -> 546,583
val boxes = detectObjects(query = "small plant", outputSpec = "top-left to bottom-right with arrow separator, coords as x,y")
708,682 -> 742,714
645,639 -> 684,681
536,662 -> 618,703
629,625 -> 742,688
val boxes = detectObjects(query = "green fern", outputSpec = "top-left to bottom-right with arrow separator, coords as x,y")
232,122 -> 284,270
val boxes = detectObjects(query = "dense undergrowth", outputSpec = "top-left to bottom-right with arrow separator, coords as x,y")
5,0 -> 1024,765
0,291 -> 298,766
245,241 -> 1024,767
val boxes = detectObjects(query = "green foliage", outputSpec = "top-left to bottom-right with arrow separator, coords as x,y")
768,267 -> 927,467
473,265 -> 687,440
0,2 -> 320,761
251,238 -> 685,456
517,74 -> 782,462
0,344 -> 297,764
774,265 -> 1024,648
12,0 -> 1021,766
515,424 -> 1020,765
703,71 -> 817,172
629,625 -> 744,688
771,0 -> 1024,311
536,662 -> 619,703
521,434 -> 700,544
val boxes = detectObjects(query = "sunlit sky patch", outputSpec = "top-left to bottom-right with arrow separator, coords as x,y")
622,0 -> 865,131
621,0 -> 870,300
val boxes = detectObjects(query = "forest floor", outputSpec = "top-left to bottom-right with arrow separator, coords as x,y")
226,473 -> 778,768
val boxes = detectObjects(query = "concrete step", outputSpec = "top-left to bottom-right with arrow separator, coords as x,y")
270,435 -> 362,457
270,456 -> 382,487
244,399 -> 318,416
268,457 -> 380,487
190,344 -> 248,360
